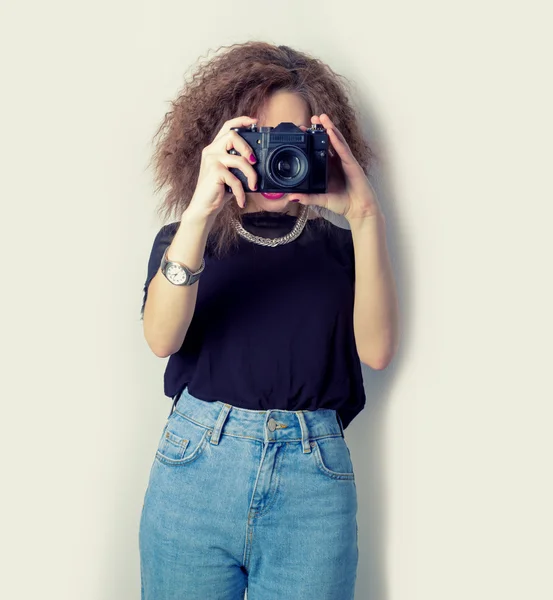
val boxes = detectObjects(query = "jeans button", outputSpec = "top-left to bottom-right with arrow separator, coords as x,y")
267,418 -> 277,431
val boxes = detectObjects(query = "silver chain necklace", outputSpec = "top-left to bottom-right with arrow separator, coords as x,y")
230,204 -> 309,247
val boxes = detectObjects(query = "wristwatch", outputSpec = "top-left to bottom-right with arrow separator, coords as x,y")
160,246 -> 205,286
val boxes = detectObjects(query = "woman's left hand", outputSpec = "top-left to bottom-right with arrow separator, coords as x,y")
295,114 -> 381,222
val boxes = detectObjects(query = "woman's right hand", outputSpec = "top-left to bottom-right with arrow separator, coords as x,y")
186,116 -> 260,221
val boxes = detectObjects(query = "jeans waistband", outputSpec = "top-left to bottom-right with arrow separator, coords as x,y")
170,387 -> 346,453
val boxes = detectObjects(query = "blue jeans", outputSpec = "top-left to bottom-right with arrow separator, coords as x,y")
139,386 -> 359,599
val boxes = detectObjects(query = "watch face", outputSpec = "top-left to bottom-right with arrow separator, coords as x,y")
167,263 -> 189,284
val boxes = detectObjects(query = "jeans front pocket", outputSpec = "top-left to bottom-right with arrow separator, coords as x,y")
311,435 -> 355,480
155,410 -> 212,466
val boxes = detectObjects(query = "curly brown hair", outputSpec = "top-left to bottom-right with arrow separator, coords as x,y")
148,41 -> 376,258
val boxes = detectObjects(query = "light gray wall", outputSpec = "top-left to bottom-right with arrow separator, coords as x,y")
2,1 -> 552,599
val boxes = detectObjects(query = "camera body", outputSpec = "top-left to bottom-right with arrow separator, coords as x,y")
225,122 -> 328,194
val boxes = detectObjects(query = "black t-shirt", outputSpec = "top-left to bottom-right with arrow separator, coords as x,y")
141,210 -> 366,430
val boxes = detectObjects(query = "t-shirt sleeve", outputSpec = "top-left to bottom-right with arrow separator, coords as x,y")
140,222 -> 180,320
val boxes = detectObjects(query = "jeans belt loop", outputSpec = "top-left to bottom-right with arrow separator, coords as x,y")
295,411 -> 312,454
210,403 -> 232,446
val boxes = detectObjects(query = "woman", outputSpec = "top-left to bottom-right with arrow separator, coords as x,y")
139,41 -> 399,600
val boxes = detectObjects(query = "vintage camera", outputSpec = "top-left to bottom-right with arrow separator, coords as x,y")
224,122 -> 328,194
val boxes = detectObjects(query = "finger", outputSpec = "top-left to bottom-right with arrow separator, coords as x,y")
219,166 -> 247,208
326,126 -> 357,168
219,153 -> 258,192
224,130 -> 258,167
213,116 -> 258,142
326,123 -> 349,149
319,114 -> 353,151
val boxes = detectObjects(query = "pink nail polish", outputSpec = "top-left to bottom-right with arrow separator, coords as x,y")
250,154 -> 256,163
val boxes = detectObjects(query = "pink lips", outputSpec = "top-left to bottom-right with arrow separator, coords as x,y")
260,192 -> 285,200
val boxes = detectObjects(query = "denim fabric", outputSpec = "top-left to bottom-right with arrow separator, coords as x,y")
139,386 -> 359,599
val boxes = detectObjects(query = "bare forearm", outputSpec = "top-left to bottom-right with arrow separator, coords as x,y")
350,212 -> 400,369
143,209 -> 213,357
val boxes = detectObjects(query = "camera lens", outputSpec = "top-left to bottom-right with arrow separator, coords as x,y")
267,146 -> 308,187
276,153 -> 300,178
